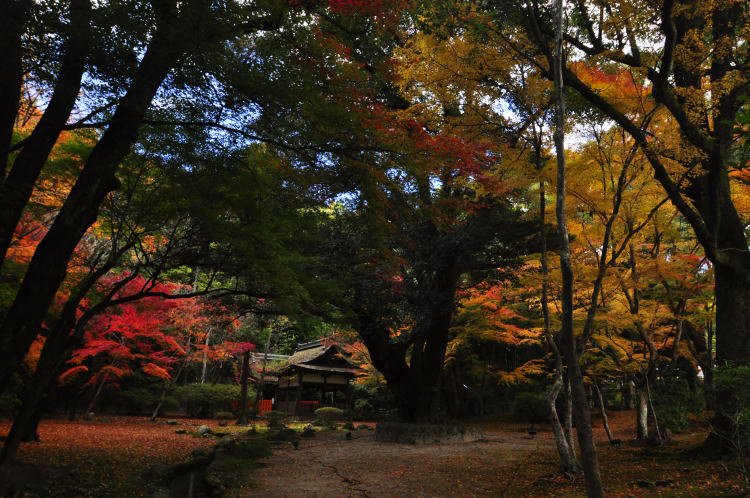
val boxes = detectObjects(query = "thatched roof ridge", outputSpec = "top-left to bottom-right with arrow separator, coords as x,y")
275,338 -> 361,376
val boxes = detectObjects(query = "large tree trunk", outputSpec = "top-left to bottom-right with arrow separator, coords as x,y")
0,397 -> 42,463
0,0 -> 91,266
714,265 -> 750,367
703,265 -> 750,454
0,15 -> 186,391
359,324 -> 446,423
21,408 -> 42,443
552,0 -> 603,493
0,0 -> 27,181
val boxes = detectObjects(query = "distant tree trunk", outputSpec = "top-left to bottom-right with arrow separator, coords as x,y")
593,383 -> 614,444
251,330 -> 274,420
646,377 -> 663,444
636,384 -> 648,441
552,0 -> 603,493
200,328 -> 212,384
151,389 -> 167,422
151,337 -> 191,421
85,375 -> 108,415
236,350 -> 251,424
622,381 -> 635,410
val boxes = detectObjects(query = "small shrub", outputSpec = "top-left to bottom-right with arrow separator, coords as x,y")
214,411 -> 234,420
235,408 -> 257,421
353,399 -> 374,418
225,438 -> 271,459
512,392 -> 548,425
343,421 -> 355,431
268,428 -> 298,442
265,410 -> 291,429
314,407 -> 344,426
301,424 -> 316,438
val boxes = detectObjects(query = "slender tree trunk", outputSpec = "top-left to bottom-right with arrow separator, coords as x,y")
593,383 -> 614,444
552,1 -> 603,494
540,176 -> 578,472
563,377 -> 576,459
151,337 -> 191,421
85,375 -> 108,415
252,330 -> 274,419
236,350 -> 251,424
200,328 -> 212,384
547,373 -> 579,472
151,390 -> 167,421
646,377 -> 663,444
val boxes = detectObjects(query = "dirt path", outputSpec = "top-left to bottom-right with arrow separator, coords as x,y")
248,428 -> 553,497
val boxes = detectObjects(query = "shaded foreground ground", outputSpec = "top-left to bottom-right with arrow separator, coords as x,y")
250,412 -> 745,497
0,411 -> 746,497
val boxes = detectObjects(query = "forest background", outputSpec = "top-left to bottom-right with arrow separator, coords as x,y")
0,0 -> 749,495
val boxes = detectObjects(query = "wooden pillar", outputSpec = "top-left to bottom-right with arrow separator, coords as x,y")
322,374 -> 328,406
294,370 -> 303,416
346,377 -> 352,413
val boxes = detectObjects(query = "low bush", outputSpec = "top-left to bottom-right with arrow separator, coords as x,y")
264,410 -> 291,429
176,384 -> 242,419
111,388 -> 180,415
375,423 -> 483,444
214,411 -> 234,420
223,438 -> 272,459
314,407 -> 344,426
512,392 -> 548,425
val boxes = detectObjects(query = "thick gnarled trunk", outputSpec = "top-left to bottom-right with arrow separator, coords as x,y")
704,264 -> 750,454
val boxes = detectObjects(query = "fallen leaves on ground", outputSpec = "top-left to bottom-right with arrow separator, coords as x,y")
0,416 -> 218,497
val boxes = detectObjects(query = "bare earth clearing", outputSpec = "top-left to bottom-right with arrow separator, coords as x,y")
251,427 -> 547,497
249,412 -> 741,497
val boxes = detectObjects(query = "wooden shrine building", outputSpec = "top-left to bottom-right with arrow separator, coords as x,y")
274,339 -> 362,417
